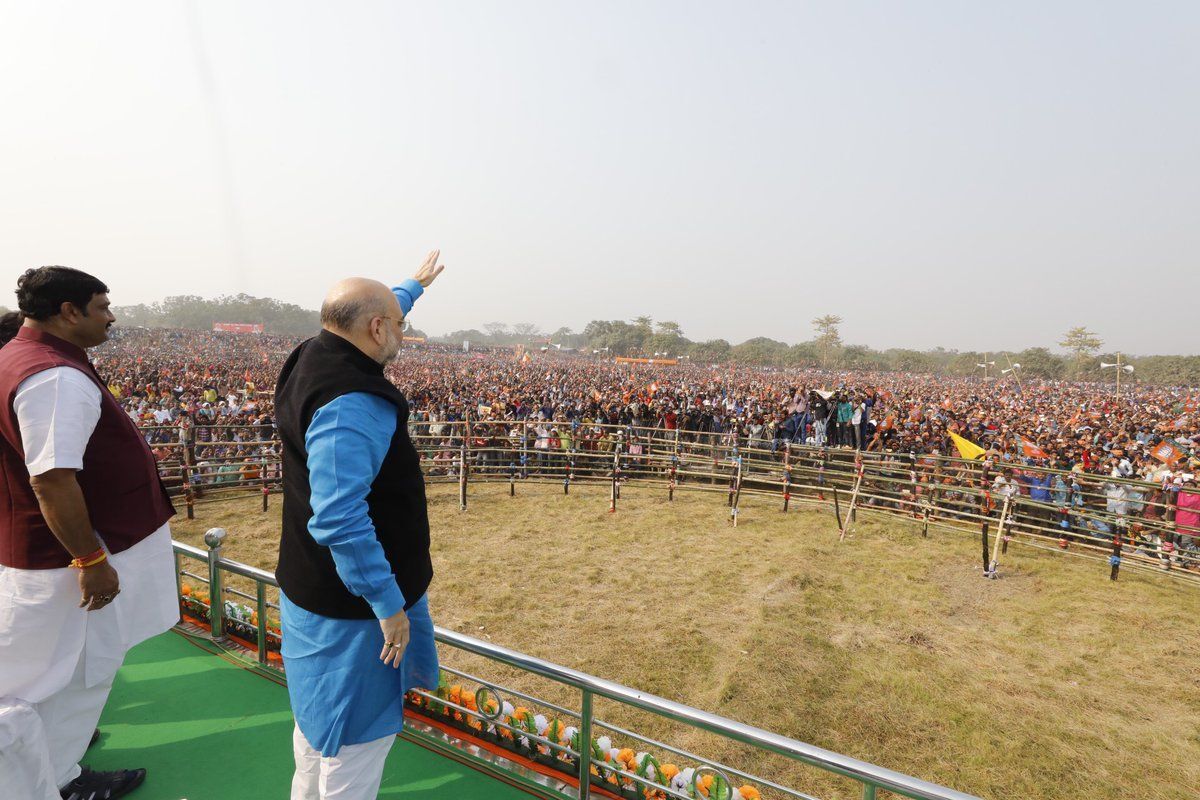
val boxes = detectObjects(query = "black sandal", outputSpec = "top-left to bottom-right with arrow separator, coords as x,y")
60,767 -> 146,799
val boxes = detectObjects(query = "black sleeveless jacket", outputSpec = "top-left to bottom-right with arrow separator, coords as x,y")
275,330 -> 432,618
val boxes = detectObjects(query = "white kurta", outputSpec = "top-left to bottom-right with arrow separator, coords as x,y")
0,365 -> 179,795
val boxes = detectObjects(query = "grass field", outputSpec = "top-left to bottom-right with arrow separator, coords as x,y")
172,482 -> 1200,800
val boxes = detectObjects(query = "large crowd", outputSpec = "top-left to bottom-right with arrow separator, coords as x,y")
75,327 -> 1200,563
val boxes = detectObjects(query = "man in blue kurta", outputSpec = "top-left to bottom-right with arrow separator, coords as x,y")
274,252 -> 445,799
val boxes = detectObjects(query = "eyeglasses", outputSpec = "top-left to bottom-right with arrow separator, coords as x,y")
379,316 -> 409,331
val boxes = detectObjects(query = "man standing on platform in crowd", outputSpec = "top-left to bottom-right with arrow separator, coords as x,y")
274,251 -> 444,800
0,267 -> 178,800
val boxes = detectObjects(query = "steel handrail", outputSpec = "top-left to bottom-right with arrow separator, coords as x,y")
172,539 -> 980,800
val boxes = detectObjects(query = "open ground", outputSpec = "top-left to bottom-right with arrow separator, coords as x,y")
172,483 -> 1200,800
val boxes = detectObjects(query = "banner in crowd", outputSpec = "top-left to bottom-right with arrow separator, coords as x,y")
615,356 -> 678,365
1152,440 -> 1184,465
213,323 -> 265,334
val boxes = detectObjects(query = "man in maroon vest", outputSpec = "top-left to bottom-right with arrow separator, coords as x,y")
0,267 -> 177,800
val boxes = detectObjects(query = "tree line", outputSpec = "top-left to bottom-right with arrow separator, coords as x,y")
441,317 -> 1200,387
2,299 -> 1195,386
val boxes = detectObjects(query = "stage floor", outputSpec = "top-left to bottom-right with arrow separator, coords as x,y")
88,629 -> 535,799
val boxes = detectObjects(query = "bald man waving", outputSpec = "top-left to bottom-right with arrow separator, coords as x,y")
274,252 -> 444,800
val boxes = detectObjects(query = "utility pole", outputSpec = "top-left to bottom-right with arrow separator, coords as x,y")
1100,352 -> 1134,401
976,352 -> 996,381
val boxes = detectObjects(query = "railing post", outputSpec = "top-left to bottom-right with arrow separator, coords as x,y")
261,455 -> 269,512
255,581 -> 269,664
862,784 -> 877,800
577,688 -> 593,800
173,549 -> 184,622
204,527 -> 226,639
182,446 -> 196,520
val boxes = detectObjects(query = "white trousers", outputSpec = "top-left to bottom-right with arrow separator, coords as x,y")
0,649 -> 118,798
291,724 -> 394,800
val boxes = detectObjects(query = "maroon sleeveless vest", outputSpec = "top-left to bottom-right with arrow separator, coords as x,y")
0,327 -> 175,569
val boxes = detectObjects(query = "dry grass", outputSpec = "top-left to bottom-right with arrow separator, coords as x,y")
172,483 -> 1200,800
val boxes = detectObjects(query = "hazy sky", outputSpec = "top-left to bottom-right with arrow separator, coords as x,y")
1,1 -> 1196,354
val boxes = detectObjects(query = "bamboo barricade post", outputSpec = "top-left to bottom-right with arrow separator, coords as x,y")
818,448 -> 829,501
730,456 -> 743,527
668,453 -> 677,501
1110,530 -> 1123,581
458,444 -> 468,511
260,455 -> 269,512
182,446 -> 196,520
509,461 -> 516,496
987,495 -> 1012,578
521,419 -> 529,479
782,442 -> 791,512
609,441 -> 619,515
980,492 -> 992,575
839,458 -> 866,542
669,428 -> 680,501
908,454 -> 920,519
832,486 -> 842,527
564,446 -> 573,495
1001,508 -> 1011,555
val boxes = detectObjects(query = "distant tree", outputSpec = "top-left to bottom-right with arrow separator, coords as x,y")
632,316 -> 653,332
582,320 -> 612,341
786,341 -> 820,367
688,339 -> 731,363
1012,347 -> 1065,379
1059,326 -> 1103,360
655,320 -> 683,336
442,328 -> 488,343
112,293 -> 320,335
812,314 -> 843,367
886,348 -> 934,372
730,337 -> 789,365
511,322 -> 541,339
482,322 -> 509,338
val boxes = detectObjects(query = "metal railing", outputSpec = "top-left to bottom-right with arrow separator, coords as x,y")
173,533 -> 981,800
162,418 -> 1200,584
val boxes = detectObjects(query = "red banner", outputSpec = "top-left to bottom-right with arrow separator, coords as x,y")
213,323 -> 264,334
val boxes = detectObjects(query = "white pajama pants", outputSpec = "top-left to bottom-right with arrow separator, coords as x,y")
291,724 -> 395,800
0,651 -> 119,799
0,524 -> 178,799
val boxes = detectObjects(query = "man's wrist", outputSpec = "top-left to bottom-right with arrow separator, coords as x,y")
369,582 -> 407,620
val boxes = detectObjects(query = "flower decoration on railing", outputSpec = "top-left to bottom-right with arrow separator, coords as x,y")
405,677 -> 762,800
179,583 -> 282,652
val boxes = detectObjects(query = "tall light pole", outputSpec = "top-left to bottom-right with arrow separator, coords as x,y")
1100,352 -> 1134,400
976,352 -> 996,380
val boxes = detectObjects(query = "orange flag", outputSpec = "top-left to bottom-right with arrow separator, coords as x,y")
1152,440 -> 1183,465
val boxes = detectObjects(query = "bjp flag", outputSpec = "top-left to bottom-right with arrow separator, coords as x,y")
1013,433 -> 1048,459
948,431 -> 987,460
1152,440 -> 1184,465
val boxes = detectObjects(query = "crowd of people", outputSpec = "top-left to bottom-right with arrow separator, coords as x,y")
7,323 -> 1192,560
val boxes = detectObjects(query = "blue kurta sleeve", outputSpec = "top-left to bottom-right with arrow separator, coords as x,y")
392,278 -> 424,316
305,392 -> 405,619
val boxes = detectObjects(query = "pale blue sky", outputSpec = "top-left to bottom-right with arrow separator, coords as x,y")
1,1 -> 1196,353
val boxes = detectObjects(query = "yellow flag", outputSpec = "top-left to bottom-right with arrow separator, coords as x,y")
948,431 -> 986,460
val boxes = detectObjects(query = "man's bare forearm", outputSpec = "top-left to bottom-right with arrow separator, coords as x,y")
29,468 -> 102,558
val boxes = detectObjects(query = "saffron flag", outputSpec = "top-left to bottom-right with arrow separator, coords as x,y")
1013,433 -> 1048,459
1151,440 -> 1183,465
948,431 -> 987,460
